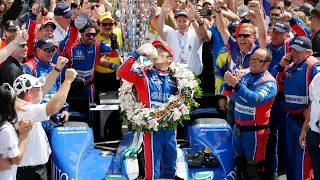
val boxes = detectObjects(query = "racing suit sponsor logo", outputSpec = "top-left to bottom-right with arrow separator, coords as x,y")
74,50 -> 85,60
76,69 -> 94,79
285,95 -> 308,105
56,127 -> 87,134
150,92 -> 171,102
235,102 -> 256,115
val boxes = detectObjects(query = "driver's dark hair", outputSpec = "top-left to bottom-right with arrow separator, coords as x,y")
0,83 -> 17,128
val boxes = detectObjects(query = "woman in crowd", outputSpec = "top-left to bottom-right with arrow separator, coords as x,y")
0,83 -> 33,180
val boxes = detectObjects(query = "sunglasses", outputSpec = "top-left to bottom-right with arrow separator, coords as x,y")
250,56 -> 270,63
42,48 -> 56,53
237,34 -> 253,38
89,4 -> 100,10
269,13 -> 280,17
85,33 -> 97,37
18,43 -> 28,48
101,22 -> 114,27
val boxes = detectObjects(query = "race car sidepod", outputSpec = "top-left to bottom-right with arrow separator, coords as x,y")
50,125 -> 114,180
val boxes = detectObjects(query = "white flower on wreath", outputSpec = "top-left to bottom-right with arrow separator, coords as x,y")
126,110 -> 135,120
119,61 -> 199,132
181,105 -> 189,115
173,108 -> 182,121
168,95 -> 179,102
148,119 -> 159,131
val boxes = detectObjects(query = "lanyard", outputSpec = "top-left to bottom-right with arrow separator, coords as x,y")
178,32 -> 188,63
178,33 -> 187,55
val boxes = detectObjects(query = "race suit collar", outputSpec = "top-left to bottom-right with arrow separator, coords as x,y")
152,66 -> 169,75
34,57 -> 52,68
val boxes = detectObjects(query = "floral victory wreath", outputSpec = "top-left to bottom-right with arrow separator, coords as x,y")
119,60 -> 203,132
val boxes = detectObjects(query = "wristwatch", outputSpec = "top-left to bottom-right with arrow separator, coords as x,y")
215,9 -> 221,13
54,67 -> 61,72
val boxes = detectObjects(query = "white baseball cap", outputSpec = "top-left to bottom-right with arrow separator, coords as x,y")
237,5 -> 249,17
13,74 -> 45,95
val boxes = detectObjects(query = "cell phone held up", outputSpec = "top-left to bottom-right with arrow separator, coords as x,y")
198,9 -> 212,17
288,55 -> 293,63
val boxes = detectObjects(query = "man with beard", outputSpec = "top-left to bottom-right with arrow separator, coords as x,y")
26,3 -> 78,64
65,22 -> 119,103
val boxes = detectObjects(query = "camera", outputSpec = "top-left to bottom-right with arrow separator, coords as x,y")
198,9 -> 212,17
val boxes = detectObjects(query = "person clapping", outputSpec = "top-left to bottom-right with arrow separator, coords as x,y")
0,83 -> 33,180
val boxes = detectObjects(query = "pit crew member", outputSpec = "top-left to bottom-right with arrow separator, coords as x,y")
264,12 -> 310,178
65,19 -> 119,103
272,36 -> 320,180
222,48 -> 278,179
117,40 -> 178,179
22,37 -> 69,139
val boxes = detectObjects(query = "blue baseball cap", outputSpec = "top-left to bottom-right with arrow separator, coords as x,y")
174,10 -> 189,19
273,22 -> 290,33
54,3 -> 73,18
290,36 -> 312,52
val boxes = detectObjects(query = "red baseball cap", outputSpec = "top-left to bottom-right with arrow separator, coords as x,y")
151,40 -> 174,59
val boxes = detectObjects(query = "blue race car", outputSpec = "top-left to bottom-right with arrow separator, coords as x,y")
50,108 -> 236,180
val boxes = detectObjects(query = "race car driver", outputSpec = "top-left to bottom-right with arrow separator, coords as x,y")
26,3 -> 78,64
65,20 -> 119,103
272,36 -> 320,180
222,48 -> 278,179
22,37 -> 69,139
117,40 -> 178,179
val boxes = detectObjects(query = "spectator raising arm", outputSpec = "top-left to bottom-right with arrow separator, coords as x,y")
186,3 -> 205,41
157,0 -> 173,41
213,0 -> 230,45
247,0 -> 267,48
0,29 -> 27,64
221,8 -> 240,21
46,69 -> 77,116
41,56 -> 69,96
